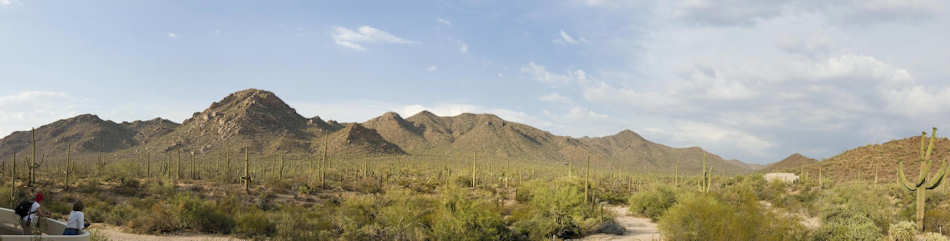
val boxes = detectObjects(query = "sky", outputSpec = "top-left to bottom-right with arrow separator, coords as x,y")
2,0 -> 950,164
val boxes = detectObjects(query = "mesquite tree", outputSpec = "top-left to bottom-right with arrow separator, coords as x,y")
897,128 -> 948,232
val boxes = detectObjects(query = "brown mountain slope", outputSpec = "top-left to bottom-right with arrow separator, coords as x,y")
763,153 -> 818,172
0,114 -> 140,157
809,133 -> 950,184
364,111 -> 751,174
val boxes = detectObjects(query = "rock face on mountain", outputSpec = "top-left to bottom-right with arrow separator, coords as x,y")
0,88 -> 748,174
763,153 -> 818,172
813,134 -> 950,183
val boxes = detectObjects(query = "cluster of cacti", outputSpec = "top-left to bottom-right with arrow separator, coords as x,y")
897,128 -> 948,232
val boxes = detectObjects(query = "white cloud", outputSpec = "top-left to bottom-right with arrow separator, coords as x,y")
554,30 -> 589,45
0,91 -> 82,137
426,65 -> 438,72
459,41 -> 469,54
167,32 -> 178,39
521,62 -> 588,85
331,25 -> 419,51
539,93 -> 574,104
437,18 -> 452,26
0,0 -> 12,6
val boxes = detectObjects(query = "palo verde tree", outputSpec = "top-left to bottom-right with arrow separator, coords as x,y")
897,127 -> 948,232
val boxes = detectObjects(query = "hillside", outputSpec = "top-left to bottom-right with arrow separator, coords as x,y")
808,132 -> 950,183
0,88 -> 748,174
364,111 -> 751,174
762,153 -> 818,172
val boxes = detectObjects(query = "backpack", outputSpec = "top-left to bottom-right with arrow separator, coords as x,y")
15,200 -> 33,218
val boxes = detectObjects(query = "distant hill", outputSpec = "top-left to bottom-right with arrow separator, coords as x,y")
762,153 -> 818,172
0,88 -> 749,174
364,111 -> 751,174
808,132 -> 950,183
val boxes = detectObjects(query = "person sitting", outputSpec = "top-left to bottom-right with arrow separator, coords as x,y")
63,200 -> 87,235
20,192 -> 44,235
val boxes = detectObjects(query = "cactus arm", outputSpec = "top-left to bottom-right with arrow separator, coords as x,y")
924,128 -> 937,162
898,161 -> 919,191
926,160 -> 948,190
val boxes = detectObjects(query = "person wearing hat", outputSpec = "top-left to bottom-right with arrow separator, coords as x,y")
20,192 -> 45,235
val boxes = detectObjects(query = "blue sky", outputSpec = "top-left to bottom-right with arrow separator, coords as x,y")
2,0 -> 950,164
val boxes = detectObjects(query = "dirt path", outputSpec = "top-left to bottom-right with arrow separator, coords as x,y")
92,225 -> 247,241
582,205 -> 661,241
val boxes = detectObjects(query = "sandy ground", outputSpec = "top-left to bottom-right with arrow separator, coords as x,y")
92,225 -> 246,241
581,205 -> 661,241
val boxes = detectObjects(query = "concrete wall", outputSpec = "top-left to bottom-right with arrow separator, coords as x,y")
0,207 -> 89,241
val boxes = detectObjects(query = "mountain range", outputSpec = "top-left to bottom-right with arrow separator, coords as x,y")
0,88 -> 754,174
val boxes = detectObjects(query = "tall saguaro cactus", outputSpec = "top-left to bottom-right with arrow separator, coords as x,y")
64,144 -> 70,191
699,153 -> 712,193
242,145 -> 251,193
584,154 -> 590,203
897,128 -> 948,232
30,128 -> 36,187
472,151 -> 477,189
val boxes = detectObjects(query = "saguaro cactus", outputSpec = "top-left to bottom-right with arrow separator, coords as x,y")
584,154 -> 590,203
64,144 -> 70,191
699,153 -> 712,193
30,128 -> 36,187
176,150 -> 182,180
10,152 -> 15,207
472,151 -> 478,189
897,128 -> 948,232
242,145 -> 252,193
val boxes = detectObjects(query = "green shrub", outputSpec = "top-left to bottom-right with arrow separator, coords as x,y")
659,192 -> 807,241
273,205 -> 336,241
433,185 -> 513,241
925,207 -> 950,234
176,194 -> 235,234
813,210 -> 882,241
919,232 -> 950,241
235,211 -> 276,238
628,184 -> 676,220
511,178 -> 607,240
888,221 -> 917,241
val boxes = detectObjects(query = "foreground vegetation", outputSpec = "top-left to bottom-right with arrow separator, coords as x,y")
2,130 -> 950,240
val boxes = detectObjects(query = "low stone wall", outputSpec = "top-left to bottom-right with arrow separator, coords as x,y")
0,207 -> 89,241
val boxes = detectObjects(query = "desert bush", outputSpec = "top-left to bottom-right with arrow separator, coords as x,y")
510,178 -> 607,240
235,211 -> 276,238
818,182 -> 895,234
628,184 -> 676,220
813,209 -> 883,241
658,192 -> 807,241
273,205 -> 336,241
888,221 -> 918,241
176,194 -> 234,234
919,232 -> 950,241
925,208 -> 950,236
378,189 -> 436,240
433,185 -> 514,241
127,200 -> 180,234
336,195 -> 385,241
